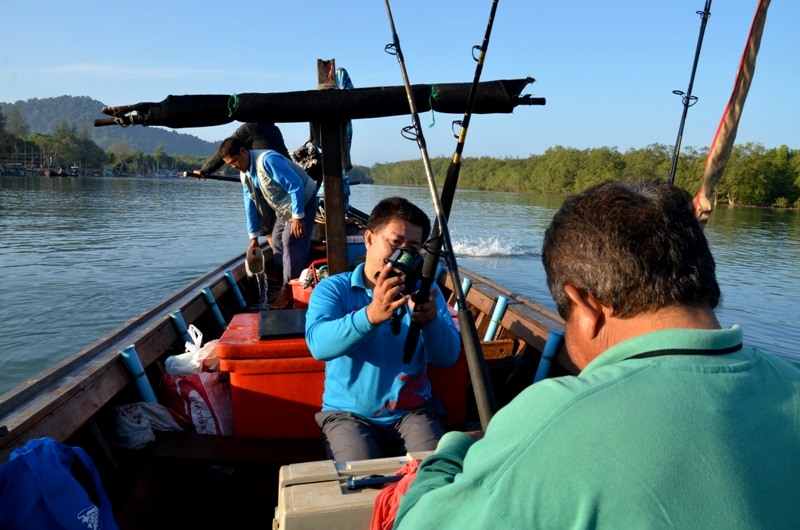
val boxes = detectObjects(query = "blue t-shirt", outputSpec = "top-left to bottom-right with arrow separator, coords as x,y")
305,263 -> 461,425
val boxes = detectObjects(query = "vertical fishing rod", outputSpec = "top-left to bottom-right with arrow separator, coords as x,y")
405,0 -> 501,362
439,0 -> 500,216
403,0 -> 501,421
384,0 -> 497,429
668,0 -> 712,185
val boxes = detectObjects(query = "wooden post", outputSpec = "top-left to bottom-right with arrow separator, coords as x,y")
316,59 -> 348,274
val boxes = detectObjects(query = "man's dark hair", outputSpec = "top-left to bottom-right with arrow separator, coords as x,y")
219,137 -> 247,158
542,179 -> 721,320
367,196 -> 431,242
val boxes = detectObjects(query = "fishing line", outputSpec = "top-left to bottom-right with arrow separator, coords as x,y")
383,0 -> 498,428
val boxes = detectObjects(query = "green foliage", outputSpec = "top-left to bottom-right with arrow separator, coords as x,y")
347,165 -> 373,184
369,143 -> 800,208
2,97 -> 797,207
774,197 -> 789,208
5,104 -> 30,138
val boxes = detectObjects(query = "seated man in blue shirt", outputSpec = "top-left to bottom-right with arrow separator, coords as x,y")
305,196 -> 461,462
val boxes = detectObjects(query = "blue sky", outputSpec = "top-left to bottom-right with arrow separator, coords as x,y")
2,1 -> 796,166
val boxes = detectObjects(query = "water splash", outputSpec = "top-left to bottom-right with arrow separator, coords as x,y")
449,236 -> 540,258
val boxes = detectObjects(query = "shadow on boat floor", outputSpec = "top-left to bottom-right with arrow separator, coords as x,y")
79,430 -> 327,529
117,459 -> 281,529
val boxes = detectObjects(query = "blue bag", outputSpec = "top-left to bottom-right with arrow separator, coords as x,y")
0,437 -> 119,530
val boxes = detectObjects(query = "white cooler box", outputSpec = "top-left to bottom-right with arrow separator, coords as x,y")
273,451 -> 432,530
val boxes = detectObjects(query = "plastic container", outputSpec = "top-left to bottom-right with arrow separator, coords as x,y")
216,313 -> 324,438
216,313 -> 468,439
219,356 -> 325,439
289,280 -> 313,309
428,350 -> 467,429
274,453 -> 431,530
289,259 -> 327,309
216,313 -> 307,360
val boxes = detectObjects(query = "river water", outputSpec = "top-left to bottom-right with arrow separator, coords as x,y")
1,175 -> 798,395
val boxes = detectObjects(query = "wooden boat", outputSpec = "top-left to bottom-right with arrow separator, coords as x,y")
0,211 -> 568,527
0,1 -> 769,524
0,56 -> 567,528
44,167 -> 72,177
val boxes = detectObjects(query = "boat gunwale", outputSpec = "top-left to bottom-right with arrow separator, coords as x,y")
0,251 -> 568,461
0,251 -> 248,459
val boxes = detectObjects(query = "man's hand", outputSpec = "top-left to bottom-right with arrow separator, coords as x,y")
408,288 -> 440,324
290,218 -> 305,239
463,430 -> 485,442
190,170 -> 207,180
248,237 -> 259,249
366,262 -> 409,325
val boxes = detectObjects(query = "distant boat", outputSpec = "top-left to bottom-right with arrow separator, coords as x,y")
43,167 -> 71,177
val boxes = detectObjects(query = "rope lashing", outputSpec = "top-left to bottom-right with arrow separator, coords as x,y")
113,113 -> 136,127
228,93 -> 240,118
428,85 -> 439,127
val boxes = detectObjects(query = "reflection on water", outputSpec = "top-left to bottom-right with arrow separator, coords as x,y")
704,206 -> 800,358
1,177 -> 799,395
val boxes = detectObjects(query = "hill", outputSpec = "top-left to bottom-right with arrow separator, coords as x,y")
0,96 -> 219,156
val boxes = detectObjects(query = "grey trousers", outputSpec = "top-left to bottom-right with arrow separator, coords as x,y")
315,401 -> 447,462
271,195 -> 318,285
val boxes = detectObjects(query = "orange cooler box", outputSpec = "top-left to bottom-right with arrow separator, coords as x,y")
217,312 -> 468,438
218,312 -> 325,439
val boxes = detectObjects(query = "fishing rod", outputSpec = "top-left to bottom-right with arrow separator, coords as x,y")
179,171 -> 240,183
383,0 -> 497,429
405,0 -> 502,363
439,0 -> 500,216
668,0 -> 712,185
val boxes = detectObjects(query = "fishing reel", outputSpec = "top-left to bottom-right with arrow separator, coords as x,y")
381,246 -> 424,336
384,246 -> 424,296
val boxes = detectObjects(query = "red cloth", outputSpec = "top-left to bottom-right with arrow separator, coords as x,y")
370,459 -> 421,530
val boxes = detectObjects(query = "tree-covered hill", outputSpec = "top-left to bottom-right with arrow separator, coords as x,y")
0,96 -> 218,156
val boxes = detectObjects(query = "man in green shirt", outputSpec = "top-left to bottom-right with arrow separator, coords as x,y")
394,179 -> 800,529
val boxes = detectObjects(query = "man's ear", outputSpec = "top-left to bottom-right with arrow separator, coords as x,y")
364,229 -> 375,249
564,285 -> 605,338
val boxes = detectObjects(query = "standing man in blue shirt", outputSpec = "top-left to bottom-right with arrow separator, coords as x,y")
220,137 -> 318,308
305,197 -> 461,462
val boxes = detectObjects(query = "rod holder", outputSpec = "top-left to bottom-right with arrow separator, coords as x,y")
533,330 -> 565,383
169,310 -> 193,344
119,345 -> 157,403
201,287 -> 227,330
225,270 -> 248,308
484,295 -> 509,341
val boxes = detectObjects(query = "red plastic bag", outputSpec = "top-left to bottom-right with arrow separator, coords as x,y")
160,372 -> 233,436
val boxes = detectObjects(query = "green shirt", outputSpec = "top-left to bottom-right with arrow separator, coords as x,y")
395,326 -> 800,529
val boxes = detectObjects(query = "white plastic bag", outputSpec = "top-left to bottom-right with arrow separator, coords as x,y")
113,402 -> 188,450
164,325 -> 219,375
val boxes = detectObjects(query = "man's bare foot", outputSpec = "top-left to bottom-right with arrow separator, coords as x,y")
272,285 -> 294,309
